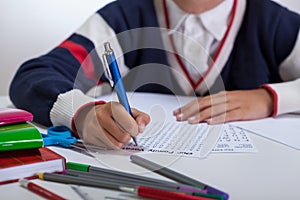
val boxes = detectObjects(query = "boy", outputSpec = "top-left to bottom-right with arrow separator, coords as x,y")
10,0 -> 300,149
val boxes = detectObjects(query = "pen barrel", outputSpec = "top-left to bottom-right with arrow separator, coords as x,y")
27,182 -> 66,200
131,155 -> 229,199
137,186 -> 209,200
103,42 -> 136,145
105,53 -> 132,115
42,172 -> 121,191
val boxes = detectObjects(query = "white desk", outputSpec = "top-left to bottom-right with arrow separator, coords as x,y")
1,95 -> 300,200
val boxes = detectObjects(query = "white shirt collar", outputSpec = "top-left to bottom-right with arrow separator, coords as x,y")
166,0 -> 188,34
200,0 -> 234,41
166,0 -> 234,41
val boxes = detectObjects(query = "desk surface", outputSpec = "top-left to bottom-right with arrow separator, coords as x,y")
1,95 -> 300,200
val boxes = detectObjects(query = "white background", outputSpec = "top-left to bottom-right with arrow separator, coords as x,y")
0,0 -> 299,95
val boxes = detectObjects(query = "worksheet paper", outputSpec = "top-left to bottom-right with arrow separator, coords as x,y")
212,125 -> 257,153
232,114 -> 300,150
99,92 -> 257,158
122,122 -> 257,158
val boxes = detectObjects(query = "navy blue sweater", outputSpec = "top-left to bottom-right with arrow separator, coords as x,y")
9,0 -> 300,126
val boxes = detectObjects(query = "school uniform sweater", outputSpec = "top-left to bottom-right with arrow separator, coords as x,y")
9,0 -> 300,130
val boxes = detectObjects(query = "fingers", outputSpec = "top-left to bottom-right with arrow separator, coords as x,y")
173,91 -> 228,121
206,109 -> 242,124
173,89 -> 275,125
131,108 -> 151,133
81,102 -> 151,149
81,114 -> 124,150
173,99 -> 202,121
97,108 -> 133,143
109,102 -> 139,137
187,102 -> 238,124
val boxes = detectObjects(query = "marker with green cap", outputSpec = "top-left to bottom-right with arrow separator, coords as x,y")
67,162 -> 176,186
66,162 -> 209,195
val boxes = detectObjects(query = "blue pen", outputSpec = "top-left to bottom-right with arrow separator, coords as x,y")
102,42 -> 138,145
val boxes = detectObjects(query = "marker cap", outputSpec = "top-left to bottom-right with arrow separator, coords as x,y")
66,162 -> 89,172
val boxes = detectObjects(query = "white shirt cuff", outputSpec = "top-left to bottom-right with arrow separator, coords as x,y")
50,89 -> 95,128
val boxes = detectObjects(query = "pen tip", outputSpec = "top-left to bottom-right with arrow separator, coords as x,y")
132,137 -> 138,146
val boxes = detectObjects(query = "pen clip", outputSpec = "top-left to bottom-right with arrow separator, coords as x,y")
102,53 -> 114,87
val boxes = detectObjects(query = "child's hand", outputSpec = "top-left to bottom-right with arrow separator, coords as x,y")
173,88 -> 274,124
77,102 -> 150,149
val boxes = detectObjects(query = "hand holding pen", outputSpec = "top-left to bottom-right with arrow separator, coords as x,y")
102,42 -> 138,145
89,42 -> 149,148
73,42 -> 149,149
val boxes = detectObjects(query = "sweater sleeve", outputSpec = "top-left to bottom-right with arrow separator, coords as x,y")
265,15 -> 300,116
9,40 -> 96,126
9,12 -> 123,127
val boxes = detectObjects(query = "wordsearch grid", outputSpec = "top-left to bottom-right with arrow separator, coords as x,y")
122,122 -> 257,157
123,122 -> 211,157
212,125 -> 257,153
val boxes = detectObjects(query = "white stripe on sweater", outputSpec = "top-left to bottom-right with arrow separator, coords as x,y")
75,13 -> 129,77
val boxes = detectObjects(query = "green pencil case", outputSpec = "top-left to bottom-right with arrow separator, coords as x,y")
0,123 -> 43,151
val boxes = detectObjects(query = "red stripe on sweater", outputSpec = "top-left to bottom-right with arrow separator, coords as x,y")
59,40 -> 97,81
260,84 -> 279,117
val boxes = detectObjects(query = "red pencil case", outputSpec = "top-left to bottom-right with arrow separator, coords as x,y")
0,108 -> 33,126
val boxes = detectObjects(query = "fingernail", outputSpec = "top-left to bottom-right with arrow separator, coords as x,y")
177,113 -> 183,120
188,116 -> 197,123
206,118 -> 213,124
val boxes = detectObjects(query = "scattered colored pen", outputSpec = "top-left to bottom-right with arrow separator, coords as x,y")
130,155 -> 229,199
39,172 -> 215,200
19,178 -> 66,200
120,185 -> 212,200
67,162 -> 208,194
38,172 -> 121,190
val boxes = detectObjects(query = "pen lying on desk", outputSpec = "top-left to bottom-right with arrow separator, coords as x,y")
64,169 -> 223,199
67,162 -> 207,194
39,172 -> 124,190
130,155 -> 229,200
38,173 -> 211,200
120,185 -> 213,200
19,178 -> 66,200
64,169 -> 208,195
